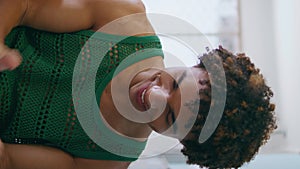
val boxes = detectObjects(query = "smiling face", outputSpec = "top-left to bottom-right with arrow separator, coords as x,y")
129,66 -> 210,136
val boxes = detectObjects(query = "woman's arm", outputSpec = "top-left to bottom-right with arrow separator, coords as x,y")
1,140 -> 76,169
0,0 -> 95,71
0,0 -> 94,36
0,0 -> 27,42
0,0 -> 96,71
0,0 -> 149,71
0,140 -> 9,169
0,0 -> 27,71
1,140 -> 131,169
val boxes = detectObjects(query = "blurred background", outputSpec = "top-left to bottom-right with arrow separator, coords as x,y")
128,0 -> 300,168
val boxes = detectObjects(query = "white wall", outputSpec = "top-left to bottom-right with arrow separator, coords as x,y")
273,0 -> 300,152
241,0 -> 300,153
129,0 -> 300,168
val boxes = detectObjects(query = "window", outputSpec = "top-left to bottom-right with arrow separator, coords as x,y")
143,0 -> 241,67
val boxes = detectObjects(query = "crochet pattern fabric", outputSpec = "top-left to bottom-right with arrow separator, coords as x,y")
0,26 -> 163,161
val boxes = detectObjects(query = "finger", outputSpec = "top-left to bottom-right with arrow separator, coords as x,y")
0,49 -> 22,71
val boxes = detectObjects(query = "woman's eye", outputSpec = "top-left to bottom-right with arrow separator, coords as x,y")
173,80 -> 179,89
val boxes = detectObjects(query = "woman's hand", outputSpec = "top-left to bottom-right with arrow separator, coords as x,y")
0,44 -> 22,71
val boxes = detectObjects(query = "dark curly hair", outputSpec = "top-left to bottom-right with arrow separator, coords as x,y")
180,46 -> 277,169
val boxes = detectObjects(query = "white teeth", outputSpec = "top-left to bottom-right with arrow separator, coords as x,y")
141,89 -> 147,104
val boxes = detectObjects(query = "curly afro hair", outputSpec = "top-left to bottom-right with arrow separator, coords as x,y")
180,46 -> 277,169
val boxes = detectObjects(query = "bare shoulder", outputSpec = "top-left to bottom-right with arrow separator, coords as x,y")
87,0 -> 147,30
21,0 -> 146,32
22,0 -> 94,32
86,0 -> 146,12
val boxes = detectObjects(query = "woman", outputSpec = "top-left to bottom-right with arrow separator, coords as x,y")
0,0 -> 276,169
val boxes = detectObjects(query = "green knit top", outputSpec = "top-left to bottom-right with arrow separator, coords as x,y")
0,26 -> 163,161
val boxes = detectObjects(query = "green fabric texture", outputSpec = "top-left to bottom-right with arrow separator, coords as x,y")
0,26 -> 163,161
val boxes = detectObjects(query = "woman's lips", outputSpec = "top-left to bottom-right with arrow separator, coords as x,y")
141,89 -> 147,104
134,72 -> 160,111
136,83 -> 151,111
